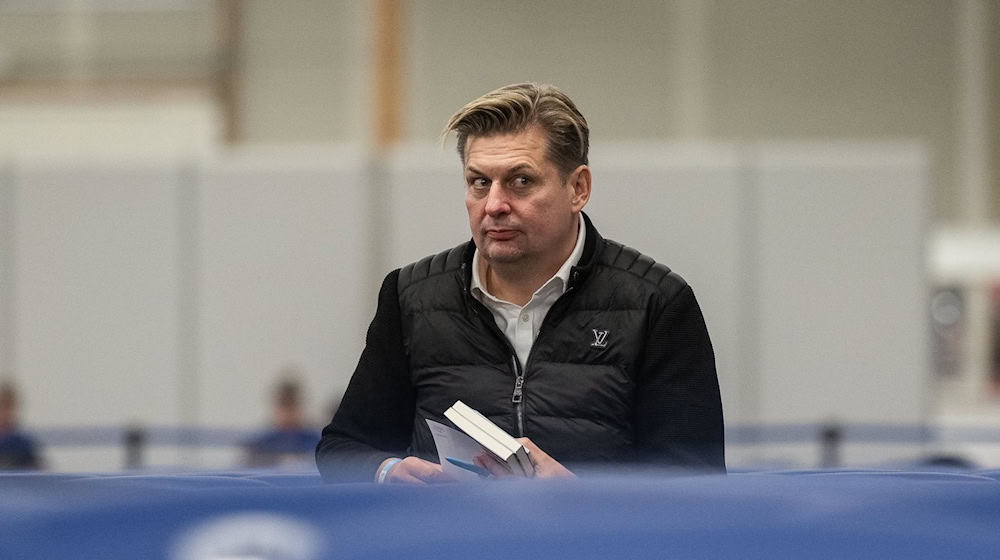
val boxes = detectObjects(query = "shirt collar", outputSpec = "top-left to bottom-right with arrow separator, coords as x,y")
471,214 -> 586,302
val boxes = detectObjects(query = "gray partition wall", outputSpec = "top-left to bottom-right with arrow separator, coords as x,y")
5,151 -> 374,470
752,143 -> 930,426
197,149 -> 371,435
0,164 -> 13,382
1,141 -> 930,470
383,145 -> 469,270
11,162 -> 185,468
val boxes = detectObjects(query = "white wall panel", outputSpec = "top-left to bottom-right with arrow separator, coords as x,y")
383,145 -> 469,269
14,164 -> 182,445
753,142 -> 929,424
0,164 -> 14,379
198,150 -> 370,429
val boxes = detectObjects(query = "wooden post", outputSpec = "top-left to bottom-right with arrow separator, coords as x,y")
216,0 -> 242,144
373,0 -> 403,148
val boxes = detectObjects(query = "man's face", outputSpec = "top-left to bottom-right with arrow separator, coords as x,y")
464,125 -> 590,272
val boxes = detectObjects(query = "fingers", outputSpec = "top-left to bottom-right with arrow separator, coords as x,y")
516,438 -> 575,479
474,453 -> 513,478
516,437 -> 545,459
385,456 -> 455,485
472,440 -> 574,480
393,472 -> 428,485
382,441 -> 575,486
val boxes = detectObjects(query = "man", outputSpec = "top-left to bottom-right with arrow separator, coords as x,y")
316,83 -> 724,483
0,381 -> 42,470
243,373 -> 319,468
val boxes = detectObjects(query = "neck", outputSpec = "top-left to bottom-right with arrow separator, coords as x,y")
480,237 -> 577,306
482,261 -> 552,306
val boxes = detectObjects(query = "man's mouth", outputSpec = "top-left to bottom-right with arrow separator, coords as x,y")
485,228 -> 518,240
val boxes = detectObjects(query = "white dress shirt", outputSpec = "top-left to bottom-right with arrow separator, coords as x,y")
470,214 -> 586,370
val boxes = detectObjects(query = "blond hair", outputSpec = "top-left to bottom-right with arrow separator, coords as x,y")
443,83 -> 589,176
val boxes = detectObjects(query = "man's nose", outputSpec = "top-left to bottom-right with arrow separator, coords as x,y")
484,185 -> 510,215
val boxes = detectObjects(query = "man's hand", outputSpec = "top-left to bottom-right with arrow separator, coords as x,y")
378,456 -> 454,485
473,437 -> 576,479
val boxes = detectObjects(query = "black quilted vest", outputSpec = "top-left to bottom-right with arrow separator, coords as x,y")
396,215 -> 689,466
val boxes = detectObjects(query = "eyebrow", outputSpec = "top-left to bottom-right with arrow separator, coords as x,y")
465,163 -> 537,177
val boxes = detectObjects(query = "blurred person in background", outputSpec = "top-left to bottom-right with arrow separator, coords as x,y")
317,83 -> 724,484
0,380 -> 42,470
243,371 -> 318,469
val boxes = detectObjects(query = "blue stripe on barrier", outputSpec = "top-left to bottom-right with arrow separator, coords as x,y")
22,423 -> 1000,448
30,427 -> 286,447
725,424 -> 936,444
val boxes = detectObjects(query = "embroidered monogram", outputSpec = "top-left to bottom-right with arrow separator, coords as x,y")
591,329 -> 609,348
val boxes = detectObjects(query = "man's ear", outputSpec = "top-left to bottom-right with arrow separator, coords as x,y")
567,165 -> 591,211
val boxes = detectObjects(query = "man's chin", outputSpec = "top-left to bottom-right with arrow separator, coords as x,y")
481,248 -> 523,264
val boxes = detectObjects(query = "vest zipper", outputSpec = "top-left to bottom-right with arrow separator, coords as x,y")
511,283 -> 575,439
510,355 -> 525,437
468,274 -> 578,440
468,295 -> 526,438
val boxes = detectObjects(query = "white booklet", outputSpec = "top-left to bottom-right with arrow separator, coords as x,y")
425,419 -> 492,481
428,400 -> 534,478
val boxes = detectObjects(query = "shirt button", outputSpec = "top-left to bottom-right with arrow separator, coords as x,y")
520,313 -> 529,323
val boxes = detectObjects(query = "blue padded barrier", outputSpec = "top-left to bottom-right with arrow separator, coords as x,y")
976,469 -> 1000,481
2,469 -> 999,559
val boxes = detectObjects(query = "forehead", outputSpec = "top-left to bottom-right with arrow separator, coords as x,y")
463,126 -> 551,170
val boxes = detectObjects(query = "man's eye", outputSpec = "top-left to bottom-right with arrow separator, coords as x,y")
468,178 -> 490,195
514,176 -> 532,186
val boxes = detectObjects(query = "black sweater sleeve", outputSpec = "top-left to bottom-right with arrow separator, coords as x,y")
633,284 -> 726,472
315,270 -> 415,482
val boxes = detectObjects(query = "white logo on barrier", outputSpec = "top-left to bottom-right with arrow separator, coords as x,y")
171,511 -> 322,560
591,329 -> 609,348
